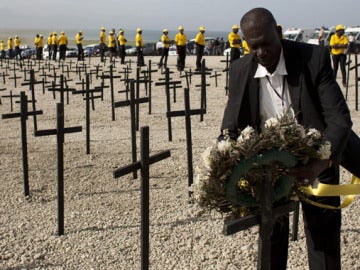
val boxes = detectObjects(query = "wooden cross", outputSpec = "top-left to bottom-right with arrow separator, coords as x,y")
167,88 -> 206,195
8,64 -> 22,88
47,74 -> 76,105
0,87 -> 6,104
2,92 -> 43,196
154,68 -> 182,141
113,126 -> 170,270
1,90 -> 20,112
220,53 -> 230,95
346,54 -> 360,110
72,74 -> 103,154
114,80 -> 149,178
210,71 -> 222,87
141,60 -> 157,114
118,65 -> 133,100
35,102 -> 82,236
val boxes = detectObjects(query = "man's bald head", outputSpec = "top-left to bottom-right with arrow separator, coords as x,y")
240,8 -> 277,35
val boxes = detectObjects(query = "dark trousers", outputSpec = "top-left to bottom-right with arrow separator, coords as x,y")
272,166 -> 341,270
59,45 -> 66,60
77,44 -> 84,60
100,43 -> 105,62
230,47 -> 240,63
136,46 -> 144,66
36,47 -> 43,60
159,47 -> 169,67
332,54 -> 346,85
177,45 -> 186,71
52,45 -> 58,60
15,46 -> 22,59
1,50 -> 5,59
119,45 -> 126,64
196,45 -> 204,70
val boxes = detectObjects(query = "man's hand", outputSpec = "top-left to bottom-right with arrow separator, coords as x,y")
287,158 -> 330,185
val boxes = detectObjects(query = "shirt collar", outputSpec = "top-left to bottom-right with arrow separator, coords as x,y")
254,48 -> 287,78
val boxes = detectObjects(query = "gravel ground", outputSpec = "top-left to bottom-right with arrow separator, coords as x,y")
1,54 -> 360,270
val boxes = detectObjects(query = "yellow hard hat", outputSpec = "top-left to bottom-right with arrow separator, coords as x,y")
53,32 -> 57,35
119,29 -> 124,33
40,34 -> 43,37
101,26 -> 105,31
163,29 -> 168,33
79,31 -> 83,34
335,24 -> 345,31
232,24 -> 239,29
199,26 -> 205,31
15,35 -> 18,38
178,26 -> 184,30
109,30 -> 114,34
137,28 -> 142,32
61,31 -> 65,35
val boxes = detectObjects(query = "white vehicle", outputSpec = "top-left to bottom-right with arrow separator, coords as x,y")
188,37 -> 216,55
345,26 -> 360,54
168,45 -> 178,56
283,28 -> 312,43
307,29 -> 334,47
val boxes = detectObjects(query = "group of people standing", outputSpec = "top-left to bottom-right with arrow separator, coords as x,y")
46,31 -> 68,61
0,36 -> 22,59
99,27 -> 128,64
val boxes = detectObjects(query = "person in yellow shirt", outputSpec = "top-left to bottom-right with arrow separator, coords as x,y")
76,31 -> 84,61
242,38 -> 250,55
195,26 -> 206,71
228,24 -> 241,62
99,26 -> 106,62
175,26 -> 187,71
118,29 -> 127,64
108,30 -> 116,62
47,33 -> 53,60
135,28 -> 145,66
158,29 -> 171,68
58,31 -> 68,61
7,37 -> 13,59
51,32 -> 58,60
0,40 -> 5,59
330,24 -> 349,87
14,35 -> 22,59
34,34 -> 44,60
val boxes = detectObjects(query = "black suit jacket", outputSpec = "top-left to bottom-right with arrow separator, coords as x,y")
221,39 -> 352,166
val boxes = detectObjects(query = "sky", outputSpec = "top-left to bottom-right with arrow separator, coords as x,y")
0,0 -> 359,32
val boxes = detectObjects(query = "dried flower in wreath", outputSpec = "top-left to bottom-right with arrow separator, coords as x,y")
192,112 -> 331,218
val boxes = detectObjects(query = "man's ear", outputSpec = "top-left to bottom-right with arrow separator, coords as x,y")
276,25 -> 283,39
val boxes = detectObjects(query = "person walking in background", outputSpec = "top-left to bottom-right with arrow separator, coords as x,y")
76,31 -> 84,61
34,34 -> 44,60
99,26 -> 106,62
158,29 -> 171,68
195,26 -> 206,71
0,40 -> 5,59
220,7 -> 353,269
330,24 -> 349,87
348,32 -> 355,54
47,32 -> 53,60
108,30 -> 116,62
175,26 -> 187,71
135,28 -> 145,66
7,37 -> 13,59
14,35 -> 22,60
51,32 -> 58,60
318,26 -> 326,46
228,24 -> 241,62
58,31 -> 68,61
118,29 -> 127,64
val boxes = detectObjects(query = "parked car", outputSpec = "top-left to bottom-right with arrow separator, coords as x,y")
187,37 -> 216,55
66,47 -> 78,57
125,46 -> 137,56
345,26 -> 360,54
307,29 -> 334,48
168,45 -> 178,56
21,48 -> 37,59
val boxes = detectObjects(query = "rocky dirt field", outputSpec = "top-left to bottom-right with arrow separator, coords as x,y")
1,54 -> 360,270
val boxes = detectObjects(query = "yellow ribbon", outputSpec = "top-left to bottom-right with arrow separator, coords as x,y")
299,175 -> 360,209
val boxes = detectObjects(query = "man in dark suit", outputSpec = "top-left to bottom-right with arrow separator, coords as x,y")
220,8 -> 353,269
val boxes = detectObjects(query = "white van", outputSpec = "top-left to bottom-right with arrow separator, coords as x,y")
307,29 -> 334,47
188,37 -> 216,55
345,26 -> 360,54
283,28 -> 312,43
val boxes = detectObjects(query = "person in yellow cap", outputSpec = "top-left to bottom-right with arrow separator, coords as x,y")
47,33 -> 53,60
51,32 -> 58,60
118,29 -> 127,64
195,26 -> 206,71
330,24 -> 349,87
34,34 -> 44,60
175,26 -> 187,71
228,24 -> 241,62
0,40 -> 5,59
136,28 -> 145,66
100,27 -> 106,62
108,30 -> 116,62
58,31 -> 68,61
14,35 -> 22,60
7,37 -> 13,59
158,29 -> 171,68
76,31 -> 84,61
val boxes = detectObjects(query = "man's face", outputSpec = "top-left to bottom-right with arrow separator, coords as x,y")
242,23 -> 282,72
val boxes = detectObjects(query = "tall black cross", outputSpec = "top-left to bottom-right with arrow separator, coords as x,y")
100,65 -> 121,121
35,103 -> 82,236
2,92 -> 43,196
220,52 -> 230,95
113,126 -> 170,270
